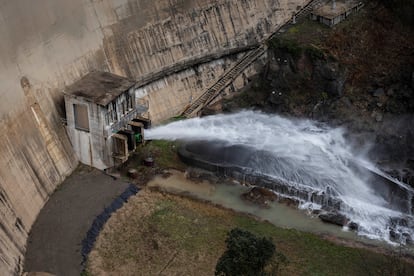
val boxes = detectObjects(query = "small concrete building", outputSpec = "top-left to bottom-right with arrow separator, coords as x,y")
64,71 -> 150,170
311,0 -> 364,27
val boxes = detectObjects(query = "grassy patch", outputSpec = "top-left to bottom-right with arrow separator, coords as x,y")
128,140 -> 185,171
87,191 -> 414,276
148,199 -> 229,252
146,140 -> 184,169
278,19 -> 331,47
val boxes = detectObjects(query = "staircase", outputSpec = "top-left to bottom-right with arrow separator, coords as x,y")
181,44 -> 267,117
181,0 -> 323,118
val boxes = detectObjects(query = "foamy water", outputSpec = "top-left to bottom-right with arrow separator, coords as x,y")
146,110 -> 414,244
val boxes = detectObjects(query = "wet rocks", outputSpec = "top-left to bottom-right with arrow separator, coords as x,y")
319,212 -> 349,226
403,233 -> 413,245
241,186 -> 277,208
348,221 -> 359,231
389,230 -> 413,245
184,168 -> 218,183
278,197 -> 299,207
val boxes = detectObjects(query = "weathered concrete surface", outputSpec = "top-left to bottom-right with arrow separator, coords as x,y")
138,51 -> 267,122
24,166 -> 130,276
0,0 -> 308,274
0,85 -> 77,275
1,0 -> 307,118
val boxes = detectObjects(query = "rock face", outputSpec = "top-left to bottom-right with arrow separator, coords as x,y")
264,44 -> 347,115
312,61 -> 346,97
319,212 -> 349,226
0,0 -> 309,274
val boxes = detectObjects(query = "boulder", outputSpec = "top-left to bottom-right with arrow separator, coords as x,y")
403,233 -> 413,245
319,212 -> 349,226
278,197 -> 299,207
348,221 -> 359,231
389,229 -> 400,240
241,186 -> 277,208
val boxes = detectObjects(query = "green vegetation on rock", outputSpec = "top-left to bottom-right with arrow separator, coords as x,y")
268,37 -> 302,60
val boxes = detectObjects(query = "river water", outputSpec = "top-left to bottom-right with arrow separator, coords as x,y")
146,110 -> 414,245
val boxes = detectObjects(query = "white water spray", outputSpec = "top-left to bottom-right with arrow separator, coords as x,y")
146,110 -> 413,244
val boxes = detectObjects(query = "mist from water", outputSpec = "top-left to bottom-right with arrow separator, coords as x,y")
145,110 -> 413,244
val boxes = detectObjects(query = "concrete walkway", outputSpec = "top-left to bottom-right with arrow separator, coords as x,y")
24,166 -> 130,276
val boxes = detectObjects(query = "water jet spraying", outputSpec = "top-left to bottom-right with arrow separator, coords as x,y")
146,110 -> 414,244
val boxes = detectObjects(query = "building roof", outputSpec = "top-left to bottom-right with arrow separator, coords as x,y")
64,71 -> 135,106
312,1 -> 360,20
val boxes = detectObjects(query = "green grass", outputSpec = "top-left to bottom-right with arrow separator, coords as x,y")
148,199 -> 229,252
146,140 -> 183,169
130,139 -> 185,170
93,193 -> 414,276
233,216 -> 413,275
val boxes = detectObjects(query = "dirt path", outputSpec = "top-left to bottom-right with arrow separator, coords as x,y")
24,166 -> 130,276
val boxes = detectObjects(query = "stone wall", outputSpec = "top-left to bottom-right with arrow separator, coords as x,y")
0,0 -> 308,274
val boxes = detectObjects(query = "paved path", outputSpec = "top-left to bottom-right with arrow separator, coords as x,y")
24,166 -> 130,276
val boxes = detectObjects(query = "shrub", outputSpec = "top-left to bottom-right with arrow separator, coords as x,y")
215,228 -> 277,276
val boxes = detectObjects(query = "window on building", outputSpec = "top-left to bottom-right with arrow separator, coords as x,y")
128,93 -> 135,110
73,104 -> 89,132
112,102 -> 118,121
106,103 -> 116,125
122,101 -> 126,115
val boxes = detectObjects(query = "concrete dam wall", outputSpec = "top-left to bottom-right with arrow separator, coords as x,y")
0,0 -> 308,274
